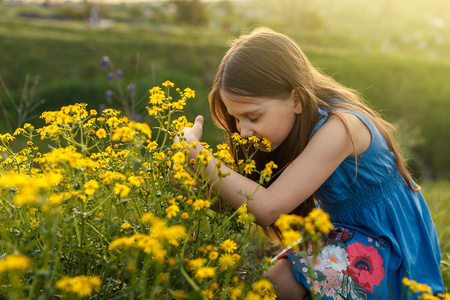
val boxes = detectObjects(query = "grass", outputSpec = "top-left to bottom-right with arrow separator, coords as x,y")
422,180 -> 450,291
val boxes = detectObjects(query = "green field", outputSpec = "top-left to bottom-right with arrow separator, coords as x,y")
0,0 -> 449,289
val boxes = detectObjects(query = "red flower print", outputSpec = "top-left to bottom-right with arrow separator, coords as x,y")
343,242 -> 385,293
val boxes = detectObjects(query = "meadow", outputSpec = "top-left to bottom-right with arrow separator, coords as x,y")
0,0 -> 449,297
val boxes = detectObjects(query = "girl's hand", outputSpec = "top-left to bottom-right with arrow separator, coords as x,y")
177,115 -> 204,144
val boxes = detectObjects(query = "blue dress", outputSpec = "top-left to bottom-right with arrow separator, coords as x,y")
276,108 -> 444,299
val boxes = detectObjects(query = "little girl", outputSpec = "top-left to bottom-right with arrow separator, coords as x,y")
178,27 -> 444,299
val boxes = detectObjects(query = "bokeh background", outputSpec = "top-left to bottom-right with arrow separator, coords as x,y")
1,0 -> 449,179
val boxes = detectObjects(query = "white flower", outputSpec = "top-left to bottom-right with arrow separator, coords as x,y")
316,244 -> 349,272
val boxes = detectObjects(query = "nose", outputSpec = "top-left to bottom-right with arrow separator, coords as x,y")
238,122 -> 254,138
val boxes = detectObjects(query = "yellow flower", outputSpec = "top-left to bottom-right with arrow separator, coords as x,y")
84,179 -> 99,195
30,217 -> 40,228
163,225 -> 187,246
261,138 -> 272,151
181,212 -> 189,219
120,222 -> 133,231
437,293 -> 450,300
281,229 -> 302,248
192,199 -> 211,211
147,106 -> 163,116
219,253 -> 236,270
220,239 -> 238,253
197,150 -> 212,165
274,214 -> 303,231
112,126 -> 136,142
188,258 -> 206,271
309,208 -> 334,234
183,87 -> 195,98
195,267 -> 215,280
171,152 -> 186,164
172,99 -> 186,110
146,141 -> 158,151
96,128 -> 107,139
55,276 -> 101,298
203,289 -> 214,299
153,152 -> 166,161
421,294 -> 440,300
261,161 -> 278,177
230,286 -> 243,300
252,278 -> 276,295
209,251 -> 219,260
165,204 -> 180,219
114,183 -> 130,198
130,121 -> 152,138
243,162 -> 256,175
248,136 -> 260,143
149,92 -> 165,105
141,212 -> 154,224
109,236 -> 135,250
136,235 -> 166,263
48,193 -> 64,206
244,292 -> 261,300
0,254 -> 31,274
162,80 -> 175,87
128,176 -> 144,187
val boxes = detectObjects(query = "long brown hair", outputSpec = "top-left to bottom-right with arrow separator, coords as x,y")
208,27 -> 418,239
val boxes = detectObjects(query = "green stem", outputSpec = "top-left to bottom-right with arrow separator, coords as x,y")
86,194 -> 114,215
180,267 -> 204,295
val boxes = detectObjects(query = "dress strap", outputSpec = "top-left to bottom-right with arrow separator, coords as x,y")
309,107 -> 330,140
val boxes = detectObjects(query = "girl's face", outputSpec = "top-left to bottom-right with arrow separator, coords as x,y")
221,90 -> 302,152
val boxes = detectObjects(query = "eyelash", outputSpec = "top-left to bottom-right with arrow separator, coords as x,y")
235,117 -> 259,123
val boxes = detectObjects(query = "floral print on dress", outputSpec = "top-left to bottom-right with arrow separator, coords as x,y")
343,242 -> 385,293
286,228 -> 388,300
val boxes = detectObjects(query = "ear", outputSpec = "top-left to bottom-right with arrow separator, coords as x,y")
290,89 -> 303,114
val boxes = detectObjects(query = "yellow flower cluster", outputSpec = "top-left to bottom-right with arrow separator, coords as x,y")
0,171 -> 63,205
275,208 -> 334,247
39,146 -> 98,170
261,161 -> 278,178
230,134 -> 272,152
402,277 -> 450,300
0,254 -> 31,274
56,275 -> 101,298
226,277 -> 276,300
109,213 -> 186,264
184,240 -> 244,292
0,81 -> 283,298
147,81 -> 195,117
237,204 -> 255,225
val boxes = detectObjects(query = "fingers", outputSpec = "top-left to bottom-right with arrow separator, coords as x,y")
193,115 -> 204,128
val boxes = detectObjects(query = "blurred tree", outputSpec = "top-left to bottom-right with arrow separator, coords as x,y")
215,0 -> 234,15
127,4 -> 144,20
171,0 -> 209,27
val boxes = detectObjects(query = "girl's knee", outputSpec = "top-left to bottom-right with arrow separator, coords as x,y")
264,259 -> 310,300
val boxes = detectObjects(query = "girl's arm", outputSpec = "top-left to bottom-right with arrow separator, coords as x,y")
178,114 -> 369,227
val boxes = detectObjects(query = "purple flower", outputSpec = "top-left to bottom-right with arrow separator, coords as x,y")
100,56 -> 110,68
116,69 -> 124,79
127,84 -> 136,94
105,90 -> 113,99
107,72 -> 114,81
